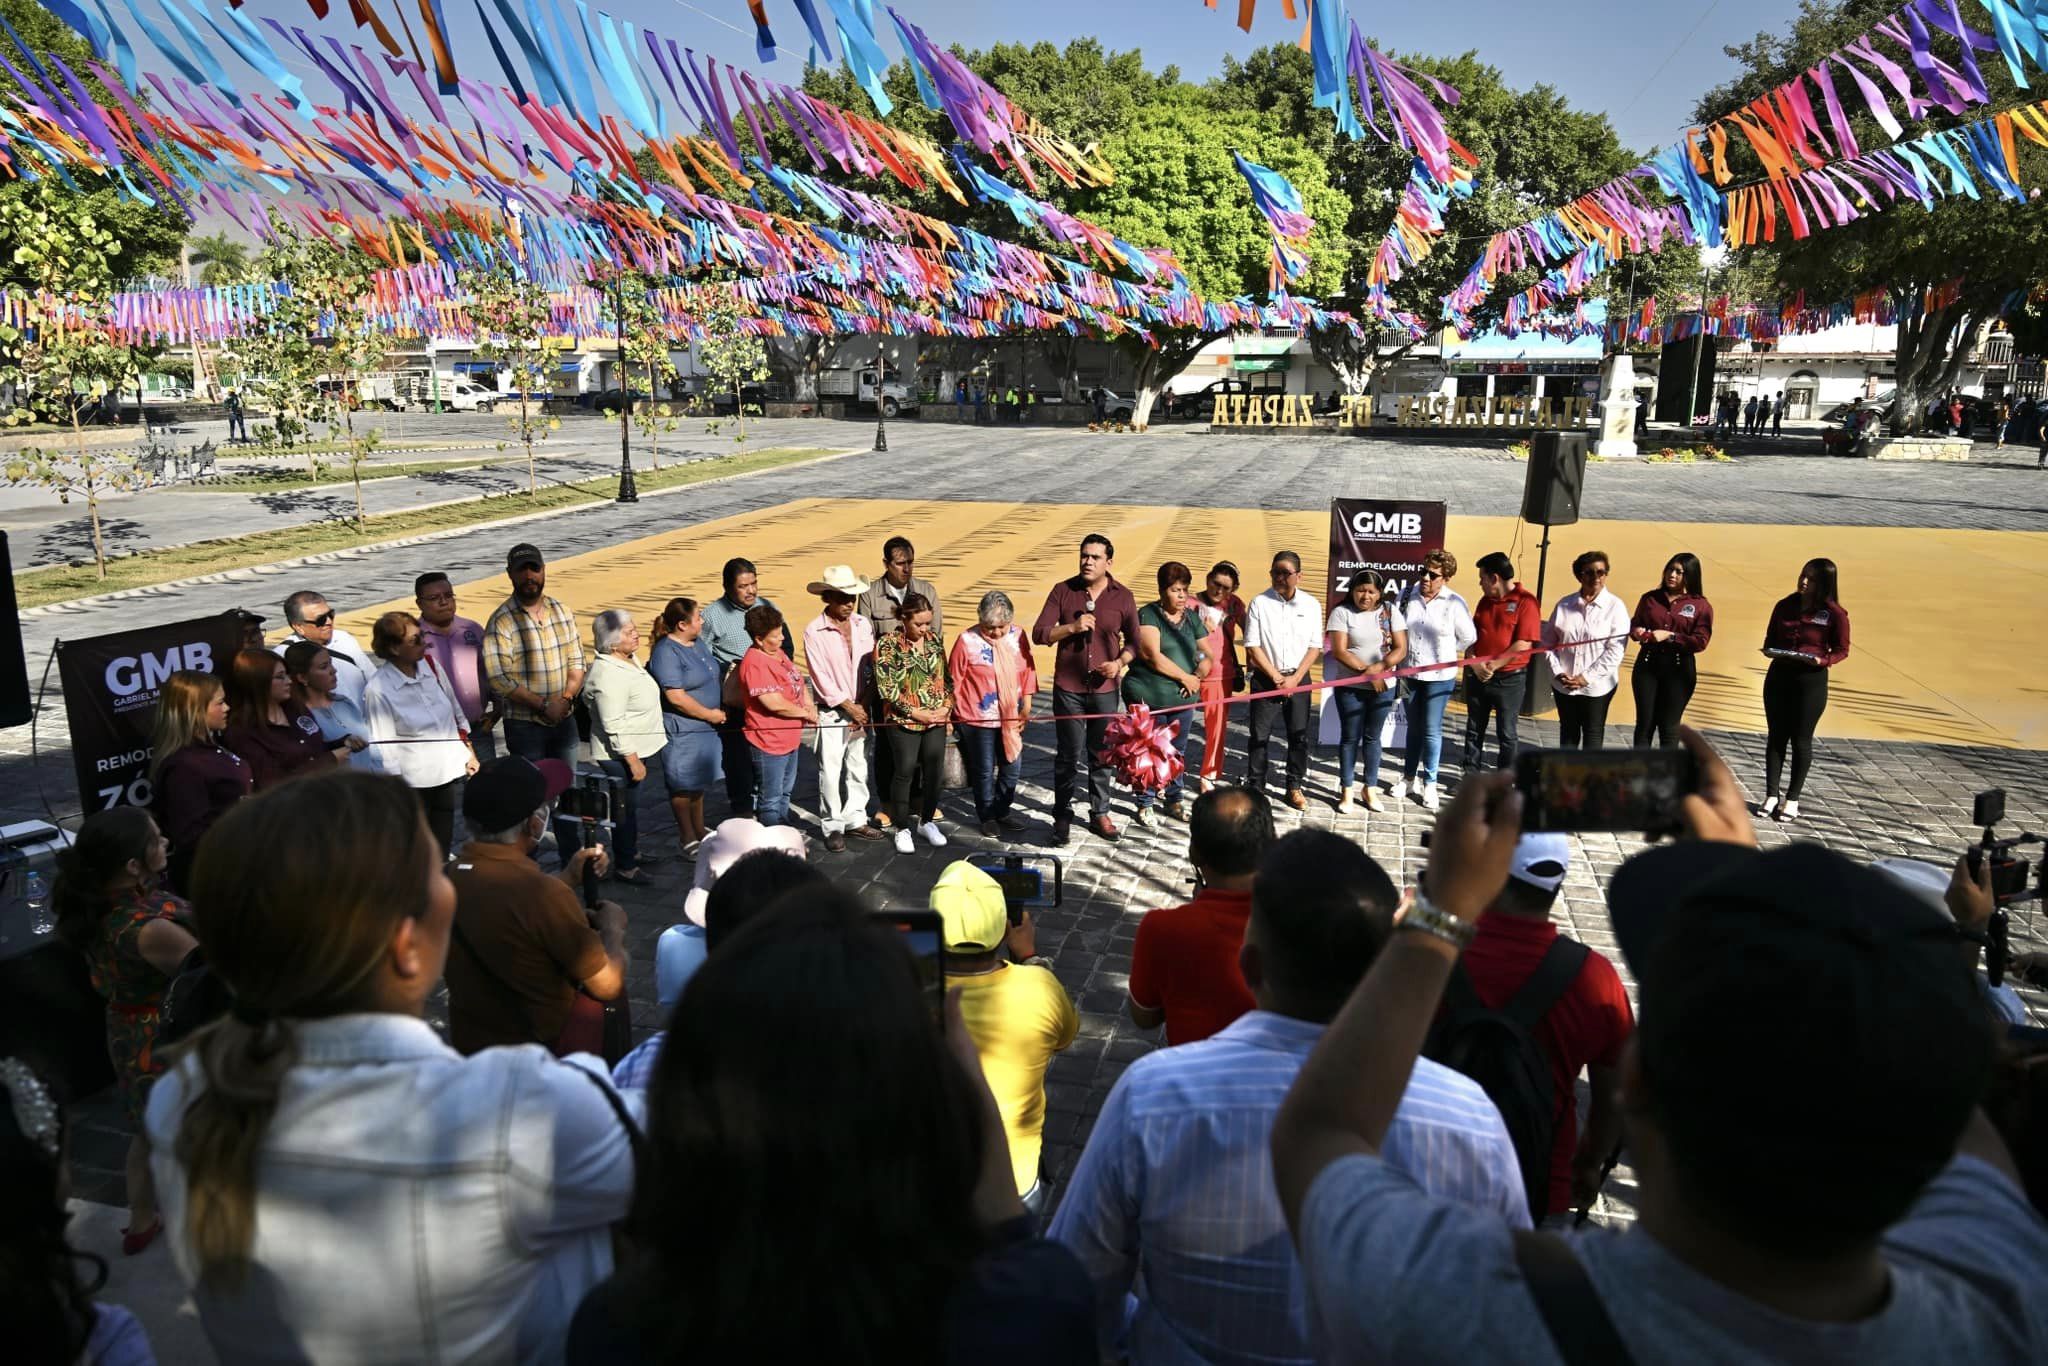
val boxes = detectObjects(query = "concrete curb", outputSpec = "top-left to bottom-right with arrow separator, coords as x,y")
22,447 -> 863,618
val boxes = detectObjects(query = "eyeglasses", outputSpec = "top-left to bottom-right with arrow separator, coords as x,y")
1422,572 -> 1445,582
1271,568 -> 1300,579
307,611 -> 335,627
1580,567 -> 1610,578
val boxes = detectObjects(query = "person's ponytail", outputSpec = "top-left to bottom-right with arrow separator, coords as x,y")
164,770 -> 435,1283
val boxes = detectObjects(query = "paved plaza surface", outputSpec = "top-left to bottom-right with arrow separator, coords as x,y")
14,418 -> 2045,1361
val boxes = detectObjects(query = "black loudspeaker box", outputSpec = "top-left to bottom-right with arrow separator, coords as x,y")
1520,430 -> 1588,527
0,533 -> 26,728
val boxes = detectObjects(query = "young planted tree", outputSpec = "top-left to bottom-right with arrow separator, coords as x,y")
469,260 -> 566,495
693,284 -> 770,452
614,271 -> 681,468
307,237 -> 390,529
227,217 -> 339,466
0,182 -> 146,577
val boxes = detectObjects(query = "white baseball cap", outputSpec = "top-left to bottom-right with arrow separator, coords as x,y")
1509,833 -> 1572,893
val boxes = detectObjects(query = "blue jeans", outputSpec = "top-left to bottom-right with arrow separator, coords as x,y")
956,725 -> 1019,823
503,714 -> 581,854
1400,679 -> 1457,785
594,758 -> 642,872
1135,702 -> 1197,809
1333,684 -> 1399,790
750,746 -> 799,827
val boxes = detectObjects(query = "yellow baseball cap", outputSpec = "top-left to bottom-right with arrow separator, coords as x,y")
929,861 -> 1008,953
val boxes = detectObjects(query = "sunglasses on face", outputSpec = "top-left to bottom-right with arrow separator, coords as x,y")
307,612 -> 335,627
1580,567 -> 1609,578
1422,572 -> 1445,582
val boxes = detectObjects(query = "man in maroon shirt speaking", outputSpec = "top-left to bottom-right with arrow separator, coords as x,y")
1033,534 -> 1138,845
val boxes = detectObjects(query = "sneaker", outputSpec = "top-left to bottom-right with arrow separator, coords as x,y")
1421,782 -> 1440,812
1336,791 -> 1354,814
1780,799 -> 1801,821
1133,806 -> 1156,828
979,820 -> 999,837
1759,794 -> 1780,819
1363,788 -> 1385,813
893,829 -> 914,855
681,839 -> 702,861
920,821 -> 948,848
1390,779 -> 1409,802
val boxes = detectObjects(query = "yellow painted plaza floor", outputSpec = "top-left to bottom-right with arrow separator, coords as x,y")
353,498 -> 2048,750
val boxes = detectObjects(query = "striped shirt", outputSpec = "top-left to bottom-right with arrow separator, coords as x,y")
1047,1010 -> 1527,1365
484,594 -> 586,725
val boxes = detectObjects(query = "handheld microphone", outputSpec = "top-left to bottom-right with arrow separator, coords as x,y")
1081,596 -> 1095,633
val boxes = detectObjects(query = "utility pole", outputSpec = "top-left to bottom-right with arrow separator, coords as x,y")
614,272 -> 637,504
1688,262 -> 1711,432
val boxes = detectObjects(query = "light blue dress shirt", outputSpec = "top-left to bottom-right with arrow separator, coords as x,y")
1048,1010 -> 1527,1364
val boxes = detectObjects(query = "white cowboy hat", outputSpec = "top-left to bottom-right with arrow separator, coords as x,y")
806,564 -> 871,597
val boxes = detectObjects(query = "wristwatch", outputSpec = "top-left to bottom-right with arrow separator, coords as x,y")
1399,892 -> 1476,951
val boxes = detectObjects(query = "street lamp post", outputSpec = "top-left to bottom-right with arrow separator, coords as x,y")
614,273 -> 637,504
872,337 -> 889,452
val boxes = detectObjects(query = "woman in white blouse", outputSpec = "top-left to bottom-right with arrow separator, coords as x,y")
1544,549 -> 1632,748
1392,550 -> 1476,812
583,609 -> 667,886
364,610 -> 478,854
1324,570 -> 1406,813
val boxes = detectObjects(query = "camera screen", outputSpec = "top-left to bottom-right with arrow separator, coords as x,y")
1515,748 -> 1698,834
874,912 -> 946,1027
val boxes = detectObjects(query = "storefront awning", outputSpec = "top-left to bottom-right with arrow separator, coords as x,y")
1233,356 -> 1291,373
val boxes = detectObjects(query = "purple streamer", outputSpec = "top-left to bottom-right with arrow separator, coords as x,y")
1808,61 -> 1858,159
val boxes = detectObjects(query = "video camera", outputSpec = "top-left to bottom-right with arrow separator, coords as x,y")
557,771 -> 619,909
1966,790 -> 2044,988
968,853 -> 1063,927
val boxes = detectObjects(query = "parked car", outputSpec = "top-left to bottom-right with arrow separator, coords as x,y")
709,383 -> 772,415
578,388 -> 649,413
1162,378 -> 1270,420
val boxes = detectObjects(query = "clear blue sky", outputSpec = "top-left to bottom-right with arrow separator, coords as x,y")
617,0 -> 1796,156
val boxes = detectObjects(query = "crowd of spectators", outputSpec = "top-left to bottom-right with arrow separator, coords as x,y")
7,523 -> 2044,1364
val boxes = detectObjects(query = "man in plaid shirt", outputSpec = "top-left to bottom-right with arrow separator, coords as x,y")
485,542 -> 587,855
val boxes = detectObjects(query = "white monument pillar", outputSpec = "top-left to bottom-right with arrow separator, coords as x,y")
1595,353 -> 1640,459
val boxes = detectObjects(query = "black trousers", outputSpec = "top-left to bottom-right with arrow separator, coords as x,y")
1462,669 -> 1528,772
1553,691 -> 1613,749
1630,652 -> 1696,748
885,725 -> 946,826
416,778 -> 462,858
1763,659 -> 1829,799
719,725 -> 755,816
1053,688 -> 1116,821
1247,681 -> 1311,791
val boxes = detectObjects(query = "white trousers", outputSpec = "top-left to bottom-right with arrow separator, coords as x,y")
816,716 -> 871,834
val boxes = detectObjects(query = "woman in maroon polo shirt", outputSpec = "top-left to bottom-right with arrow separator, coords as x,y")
1628,552 -> 1713,748
1759,558 -> 1850,822
149,670 -> 251,895
223,648 -> 337,791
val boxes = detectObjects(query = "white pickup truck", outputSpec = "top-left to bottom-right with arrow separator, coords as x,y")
820,367 -> 919,416
433,381 -> 501,413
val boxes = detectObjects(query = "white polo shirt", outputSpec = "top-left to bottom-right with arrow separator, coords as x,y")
1245,587 -> 1324,676
363,659 -> 470,788
1398,587 -> 1477,683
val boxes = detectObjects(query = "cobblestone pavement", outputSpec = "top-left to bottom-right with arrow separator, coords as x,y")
30,420 -> 2048,1235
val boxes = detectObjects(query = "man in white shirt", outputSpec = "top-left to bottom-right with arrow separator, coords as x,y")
1243,550 -> 1321,810
1051,828 -> 1526,1363
275,588 -> 372,708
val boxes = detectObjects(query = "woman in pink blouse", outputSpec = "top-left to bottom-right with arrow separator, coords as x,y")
949,591 -> 1039,838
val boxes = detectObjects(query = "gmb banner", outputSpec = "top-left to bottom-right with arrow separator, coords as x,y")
1320,499 -> 1446,750
56,614 -> 244,813
1326,498 -> 1447,606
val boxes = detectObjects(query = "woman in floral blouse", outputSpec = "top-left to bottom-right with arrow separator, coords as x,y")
53,806 -> 199,1255
873,593 -> 953,855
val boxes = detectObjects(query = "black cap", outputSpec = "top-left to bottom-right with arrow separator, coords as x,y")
229,608 -> 265,625
506,542 -> 545,572
1607,841 -> 1994,1248
461,756 -> 574,832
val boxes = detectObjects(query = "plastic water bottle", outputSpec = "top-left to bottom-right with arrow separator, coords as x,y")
24,870 -> 51,936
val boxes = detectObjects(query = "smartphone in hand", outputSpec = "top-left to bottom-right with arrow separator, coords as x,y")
1514,747 -> 1699,835
874,911 -> 947,1029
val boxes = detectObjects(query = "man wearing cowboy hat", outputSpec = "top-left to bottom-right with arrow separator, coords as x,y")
803,564 -> 888,852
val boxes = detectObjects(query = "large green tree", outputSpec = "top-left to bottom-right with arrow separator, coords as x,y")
1695,0 -> 2048,432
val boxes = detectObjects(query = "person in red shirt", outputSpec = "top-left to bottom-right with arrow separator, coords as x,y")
1127,786 -> 1275,1045
1462,552 -> 1541,774
1759,557 -> 1850,823
735,604 -> 816,828
1459,832 -> 1634,1226
1628,551 -> 1714,747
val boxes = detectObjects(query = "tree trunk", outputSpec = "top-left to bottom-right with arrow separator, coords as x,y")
1128,330 -> 1227,428
73,407 -> 106,579
345,407 -> 365,529
520,394 -> 537,495
646,359 -> 662,469
1887,289 -> 1974,438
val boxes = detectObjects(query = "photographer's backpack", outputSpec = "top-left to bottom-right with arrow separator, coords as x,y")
1424,937 -> 1588,1225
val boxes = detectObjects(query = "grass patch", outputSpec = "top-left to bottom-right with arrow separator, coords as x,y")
19,446 -> 833,609
170,456 -> 504,491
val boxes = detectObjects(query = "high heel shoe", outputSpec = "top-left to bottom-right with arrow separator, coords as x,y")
122,1217 -> 162,1256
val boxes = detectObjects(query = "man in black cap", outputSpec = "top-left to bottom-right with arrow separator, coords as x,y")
484,542 -> 586,855
1271,730 -> 2045,1363
445,756 -> 625,1056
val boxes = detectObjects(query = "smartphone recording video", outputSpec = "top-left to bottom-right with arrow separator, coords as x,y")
1514,747 -> 1698,835
874,911 -> 947,1027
